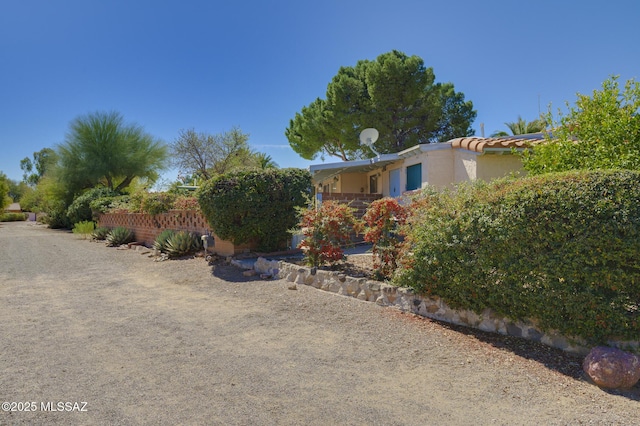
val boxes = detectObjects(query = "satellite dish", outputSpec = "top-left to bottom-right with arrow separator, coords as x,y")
360,128 -> 380,157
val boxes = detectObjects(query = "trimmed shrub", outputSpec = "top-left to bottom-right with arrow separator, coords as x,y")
198,168 -> 311,252
72,220 -> 95,239
0,213 -> 27,222
396,170 -> 640,344
106,226 -> 134,247
165,231 -> 202,258
92,226 -> 111,240
297,200 -> 362,267
153,229 -> 176,253
67,187 -> 119,224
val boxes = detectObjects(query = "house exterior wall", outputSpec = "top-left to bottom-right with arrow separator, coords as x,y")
476,153 -> 525,181
5,203 -> 21,213
311,143 -> 527,199
388,149 -> 455,192
339,172 -> 368,193
453,150 -> 478,183
424,149 -> 454,189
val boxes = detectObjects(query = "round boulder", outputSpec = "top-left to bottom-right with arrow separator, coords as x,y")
583,346 -> 640,389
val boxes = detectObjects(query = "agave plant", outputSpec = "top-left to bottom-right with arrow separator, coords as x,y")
165,231 -> 202,258
153,229 -> 176,253
106,226 -> 134,247
92,226 -> 111,240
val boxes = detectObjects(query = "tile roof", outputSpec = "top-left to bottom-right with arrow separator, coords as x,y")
450,136 -> 542,153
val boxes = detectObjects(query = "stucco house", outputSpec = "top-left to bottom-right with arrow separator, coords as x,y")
5,202 -> 21,213
309,134 -> 543,211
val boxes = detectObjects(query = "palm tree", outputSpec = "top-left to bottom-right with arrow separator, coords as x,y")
253,152 -> 279,169
491,115 -> 546,137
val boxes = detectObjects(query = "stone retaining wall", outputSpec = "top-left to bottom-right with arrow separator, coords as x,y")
253,259 -> 638,356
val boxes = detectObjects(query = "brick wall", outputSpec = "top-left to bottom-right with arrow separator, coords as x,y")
320,193 -> 383,218
97,210 -> 256,256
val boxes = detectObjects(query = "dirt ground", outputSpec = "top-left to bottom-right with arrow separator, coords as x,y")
0,221 -> 638,425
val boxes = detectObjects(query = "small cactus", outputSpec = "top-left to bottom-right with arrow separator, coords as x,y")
165,231 -> 202,258
106,226 -> 134,247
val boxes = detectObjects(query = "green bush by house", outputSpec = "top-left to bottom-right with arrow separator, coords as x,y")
197,168 -> 311,252
0,213 -> 27,222
396,170 -> 640,344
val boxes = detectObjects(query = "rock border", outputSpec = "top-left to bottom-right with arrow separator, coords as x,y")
254,258 -> 639,357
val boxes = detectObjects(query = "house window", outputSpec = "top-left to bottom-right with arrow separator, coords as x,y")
369,175 -> 378,194
406,163 -> 422,191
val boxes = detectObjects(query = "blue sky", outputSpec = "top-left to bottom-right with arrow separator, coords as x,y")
1,0 -> 638,185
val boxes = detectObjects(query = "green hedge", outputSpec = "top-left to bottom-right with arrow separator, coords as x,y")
0,212 -> 27,222
197,168 -> 311,252
396,170 -> 640,344
67,187 -> 119,224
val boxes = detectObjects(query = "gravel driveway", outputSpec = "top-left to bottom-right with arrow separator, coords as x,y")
0,221 -> 638,425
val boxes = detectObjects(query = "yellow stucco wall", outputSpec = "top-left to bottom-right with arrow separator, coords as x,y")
476,154 -> 525,181
453,150 -> 478,183
338,172 -> 368,193
315,146 -> 526,197
424,150 -> 454,190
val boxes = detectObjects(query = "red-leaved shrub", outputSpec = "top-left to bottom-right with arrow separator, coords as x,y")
298,201 -> 362,267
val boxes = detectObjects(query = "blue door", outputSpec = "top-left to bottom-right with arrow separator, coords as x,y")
389,168 -> 401,197
406,163 -> 422,191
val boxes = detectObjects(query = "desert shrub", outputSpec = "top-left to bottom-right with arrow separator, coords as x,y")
90,194 -> 131,214
67,187 -> 119,224
153,229 -> 176,253
106,226 -> 134,247
72,220 -> 95,239
363,197 -> 407,280
173,196 -> 199,210
198,168 -> 311,252
92,226 -> 111,240
396,170 -> 640,344
297,200 -> 362,267
138,192 -> 177,215
165,231 -> 202,258
0,213 -> 27,222
44,203 -> 72,229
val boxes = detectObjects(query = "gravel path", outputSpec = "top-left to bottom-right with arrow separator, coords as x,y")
0,221 -> 638,425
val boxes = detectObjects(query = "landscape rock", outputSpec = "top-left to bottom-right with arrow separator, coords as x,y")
583,346 -> 640,389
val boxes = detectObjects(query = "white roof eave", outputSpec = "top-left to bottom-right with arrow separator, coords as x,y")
310,154 -> 399,183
